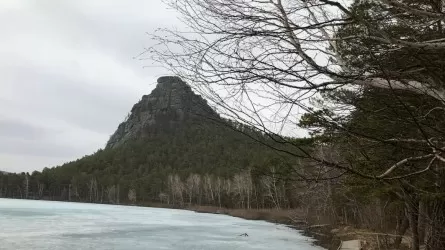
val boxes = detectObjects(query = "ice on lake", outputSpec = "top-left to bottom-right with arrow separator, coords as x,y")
0,198 -> 324,250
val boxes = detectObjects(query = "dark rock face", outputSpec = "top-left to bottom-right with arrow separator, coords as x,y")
106,76 -> 218,148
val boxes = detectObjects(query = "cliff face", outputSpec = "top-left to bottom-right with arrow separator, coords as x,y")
107,76 -> 219,148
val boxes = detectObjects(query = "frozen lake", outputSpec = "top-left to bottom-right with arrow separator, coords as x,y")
0,199 -> 323,250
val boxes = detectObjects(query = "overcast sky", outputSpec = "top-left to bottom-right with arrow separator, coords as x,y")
0,0 -> 177,173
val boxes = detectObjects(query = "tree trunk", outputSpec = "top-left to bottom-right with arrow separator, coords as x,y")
68,184 -> 71,201
406,199 -> 420,250
426,200 -> 445,250
394,214 -> 409,249
117,184 -> 120,204
418,201 -> 426,245
426,158 -> 445,250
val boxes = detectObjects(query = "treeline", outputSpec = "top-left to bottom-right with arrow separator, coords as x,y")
161,171 -> 294,209
0,170 -> 295,210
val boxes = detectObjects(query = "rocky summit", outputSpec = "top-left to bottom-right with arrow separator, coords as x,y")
107,76 -> 219,148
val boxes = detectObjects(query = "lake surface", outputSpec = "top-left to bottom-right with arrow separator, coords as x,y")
0,199 -> 323,250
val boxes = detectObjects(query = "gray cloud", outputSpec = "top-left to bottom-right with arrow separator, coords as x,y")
0,0 -> 176,172
0,119 -> 48,140
0,137 -> 83,159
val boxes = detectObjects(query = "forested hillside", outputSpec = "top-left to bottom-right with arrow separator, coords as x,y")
0,77 -> 312,210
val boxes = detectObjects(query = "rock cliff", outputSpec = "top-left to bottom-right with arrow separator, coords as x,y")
106,76 -> 219,148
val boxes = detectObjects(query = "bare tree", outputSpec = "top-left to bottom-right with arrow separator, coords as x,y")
261,167 -> 283,209
159,192 -> 170,204
116,184 -> 120,204
148,1 -> 445,248
88,178 -> 99,202
107,185 -> 116,204
149,0 -> 445,181
185,174 -> 201,205
215,177 -> 223,208
23,174 -> 29,199
128,189 -> 137,204
203,174 -> 215,204
169,174 -> 184,205
37,182 -> 44,199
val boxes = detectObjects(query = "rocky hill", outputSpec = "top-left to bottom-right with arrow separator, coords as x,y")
0,76 -> 298,208
0,75 -> 330,249
107,76 -> 219,148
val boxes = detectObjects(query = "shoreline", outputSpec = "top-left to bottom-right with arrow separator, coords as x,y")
183,205 -> 339,250
129,201 -> 339,249
1,198 -> 338,249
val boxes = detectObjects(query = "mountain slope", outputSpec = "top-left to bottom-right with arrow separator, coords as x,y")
0,76 -> 301,208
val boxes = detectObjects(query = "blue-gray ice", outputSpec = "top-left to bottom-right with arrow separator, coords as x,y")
0,198 -> 324,250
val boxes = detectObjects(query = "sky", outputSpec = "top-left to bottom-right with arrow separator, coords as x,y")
0,0 -> 177,173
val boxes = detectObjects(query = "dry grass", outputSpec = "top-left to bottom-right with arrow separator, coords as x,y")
137,203 -> 307,226
136,202 -> 306,227
186,205 -> 306,226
